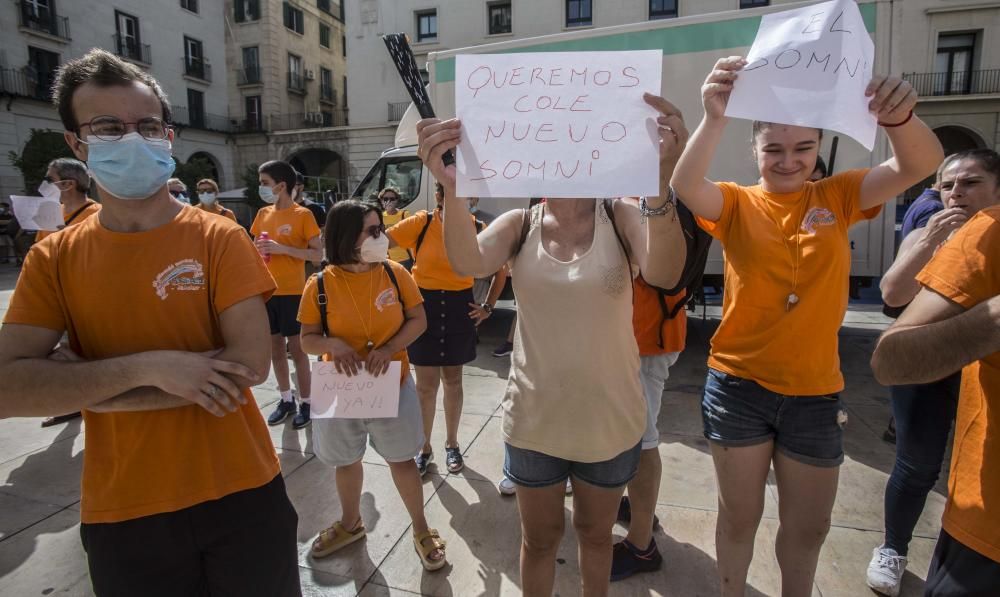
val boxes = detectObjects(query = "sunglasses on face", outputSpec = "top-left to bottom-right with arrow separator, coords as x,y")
364,224 -> 386,239
42,177 -> 74,189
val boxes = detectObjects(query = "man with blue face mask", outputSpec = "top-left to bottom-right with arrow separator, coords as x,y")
0,49 -> 301,596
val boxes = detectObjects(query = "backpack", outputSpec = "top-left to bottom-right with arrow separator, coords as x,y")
313,262 -> 402,338
414,210 -> 485,262
516,198 -> 712,345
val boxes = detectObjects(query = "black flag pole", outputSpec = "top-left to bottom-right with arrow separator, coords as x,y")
382,33 -> 455,166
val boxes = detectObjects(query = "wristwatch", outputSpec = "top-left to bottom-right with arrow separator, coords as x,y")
480,303 -> 494,314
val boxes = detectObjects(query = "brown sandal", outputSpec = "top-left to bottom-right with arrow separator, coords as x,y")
310,521 -> 366,558
413,528 -> 447,571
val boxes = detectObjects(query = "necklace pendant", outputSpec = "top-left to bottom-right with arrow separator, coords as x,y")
786,293 -> 800,311
366,340 -> 375,351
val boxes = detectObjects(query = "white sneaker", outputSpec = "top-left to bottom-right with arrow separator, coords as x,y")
866,545 -> 907,596
498,476 -> 517,496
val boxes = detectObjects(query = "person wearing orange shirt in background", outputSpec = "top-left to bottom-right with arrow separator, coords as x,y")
0,49 -> 299,596
872,203 -> 1000,596
671,56 -> 942,596
298,200 -> 448,571
33,157 -> 102,428
251,160 -> 324,430
195,178 -> 238,222
380,187 -> 413,270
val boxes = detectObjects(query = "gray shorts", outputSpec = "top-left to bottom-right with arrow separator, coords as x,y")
640,352 -> 680,450
312,375 -> 425,467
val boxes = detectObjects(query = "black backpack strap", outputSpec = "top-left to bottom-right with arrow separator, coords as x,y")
64,202 -> 93,226
475,218 -> 485,233
414,210 -> 434,258
381,261 -> 402,299
314,272 -> 330,338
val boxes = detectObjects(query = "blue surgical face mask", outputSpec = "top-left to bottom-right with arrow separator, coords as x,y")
85,132 -> 175,200
199,192 -> 216,205
259,185 -> 277,204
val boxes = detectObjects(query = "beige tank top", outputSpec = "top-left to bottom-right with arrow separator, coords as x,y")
502,200 -> 646,463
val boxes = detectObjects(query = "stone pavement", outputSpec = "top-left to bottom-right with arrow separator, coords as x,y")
0,262 -> 946,596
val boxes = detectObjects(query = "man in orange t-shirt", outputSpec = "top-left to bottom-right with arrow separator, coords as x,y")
0,49 -> 299,596
873,205 -> 1000,594
251,160 -> 323,430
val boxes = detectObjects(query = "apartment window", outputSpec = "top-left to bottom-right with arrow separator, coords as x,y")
180,0 -> 198,13
317,0 -> 331,14
320,23 -> 331,48
187,88 -> 205,128
320,67 -> 333,101
184,36 -> 206,79
321,111 -> 333,127
416,10 -> 437,42
27,46 -> 59,101
288,53 -> 304,91
342,34 -> 347,56
234,0 -> 259,22
739,0 -> 769,8
245,95 -> 262,130
114,10 -> 145,62
241,46 -> 260,84
488,2 -> 512,35
649,0 -> 677,19
935,32 -> 977,95
283,2 -> 304,34
566,0 -> 591,27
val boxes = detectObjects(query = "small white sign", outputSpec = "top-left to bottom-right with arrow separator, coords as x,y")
310,361 -> 402,419
10,195 -> 62,231
725,0 -> 877,150
455,50 -> 663,198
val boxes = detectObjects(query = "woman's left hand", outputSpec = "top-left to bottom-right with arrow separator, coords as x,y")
643,93 -> 690,170
866,75 -> 918,125
467,303 -> 491,326
365,347 -> 394,377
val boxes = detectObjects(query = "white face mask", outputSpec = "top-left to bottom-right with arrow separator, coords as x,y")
199,192 -> 216,205
38,180 -> 63,201
359,233 -> 390,263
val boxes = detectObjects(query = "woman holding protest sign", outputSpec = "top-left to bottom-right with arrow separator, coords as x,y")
298,200 -> 447,571
416,91 -> 688,595
670,56 -> 942,595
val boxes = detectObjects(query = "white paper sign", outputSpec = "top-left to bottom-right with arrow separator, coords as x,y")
310,361 -> 402,419
455,51 -> 663,198
725,0 -> 877,150
10,195 -> 63,231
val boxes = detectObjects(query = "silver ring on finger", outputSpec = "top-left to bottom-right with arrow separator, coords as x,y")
207,384 -> 218,398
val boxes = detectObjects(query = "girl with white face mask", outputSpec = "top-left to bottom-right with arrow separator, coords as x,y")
297,200 -> 448,571
194,178 -> 237,222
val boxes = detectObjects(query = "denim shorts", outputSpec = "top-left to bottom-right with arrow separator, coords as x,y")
701,368 -> 847,468
503,442 -> 642,489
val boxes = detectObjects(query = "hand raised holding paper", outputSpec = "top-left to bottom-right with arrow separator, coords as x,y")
644,93 -> 690,170
701,56 -> 747,121
866,75 -> 917,126
416,118 -> 460,198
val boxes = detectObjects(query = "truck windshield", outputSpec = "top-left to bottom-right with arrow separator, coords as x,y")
352,156 -> 423,208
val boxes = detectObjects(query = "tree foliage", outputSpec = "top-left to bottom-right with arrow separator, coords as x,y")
7,129 -> 75,194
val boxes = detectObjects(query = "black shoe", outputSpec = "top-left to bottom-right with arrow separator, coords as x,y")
492,341 -> 513,357
445,446 -> 464,473
292,402 -> 311,429
616,496 -> 659,528
883,417 -> 896,444
268,400 -> 296,426
416,452 -> 433,476
610,538 -> 663,582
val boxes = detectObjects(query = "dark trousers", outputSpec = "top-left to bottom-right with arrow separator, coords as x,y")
925,530 -> 1000,596
81,475 -> 300,597
883,374 -> 960,555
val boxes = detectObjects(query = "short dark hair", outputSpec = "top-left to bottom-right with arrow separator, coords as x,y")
812,156 -> 828,178
258,160 -> 297,195
942,149 -> 1000,185
295,171 -> 305,186
53,48 -> 171,133
325,200 -> 384,265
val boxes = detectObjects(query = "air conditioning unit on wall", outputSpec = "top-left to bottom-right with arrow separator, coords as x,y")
304,69 -> 315,80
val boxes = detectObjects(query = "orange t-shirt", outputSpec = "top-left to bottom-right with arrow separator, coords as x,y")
696,169 -> 879,395
4,206 -> 279,524
387,209 -> 474,291
35,200 -> 101,242
250,204 -> 321,295
383,210 -> 412,262
298,261 -> 424,384
916,206 -> 1000,563
633,275 -> 686,356
198,203 -> 238,222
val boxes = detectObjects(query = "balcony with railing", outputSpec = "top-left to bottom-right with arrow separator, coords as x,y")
184,58 -> 211,82
319,84 -> 336,104
18,1 -> 71,40
287,72 -> 306,93
237,66 -> 262,86
388,101 -> 409,122
0,67 -> 55,102
112,34 -> 151,64
269,110 -> 349,132
170,106 -> 235,133
904,69 -> 1000,98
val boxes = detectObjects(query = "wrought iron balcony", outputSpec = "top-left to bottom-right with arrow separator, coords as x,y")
170,106 -> 234,133
112,34 -> 151,64
904,69 -> 1000,97
269,110 -> 348,132
320,84 -> 336,104
184,58 -> 211,82
18,1 -> 71,40
0,67 -> 55,102
237,66 -> 261,86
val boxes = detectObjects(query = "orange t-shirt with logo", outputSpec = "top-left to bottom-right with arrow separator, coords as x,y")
387,209 -> 475,291
696,169 -> 879,395
35,200 -> 101,242
298,261 -> 424,384
250,204 -> 321,295
198,203 -> 238,222
4,206 -> 279,524
633,275 -> 687,356
916,206 -> 1000,563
